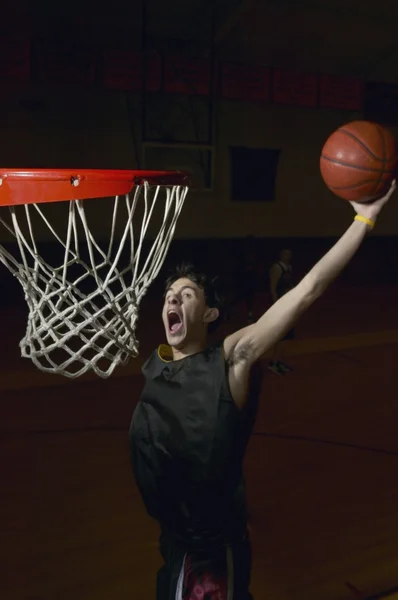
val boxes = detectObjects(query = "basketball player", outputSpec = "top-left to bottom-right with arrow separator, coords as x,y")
129,181 -> 395,600
268,248 -> 294,374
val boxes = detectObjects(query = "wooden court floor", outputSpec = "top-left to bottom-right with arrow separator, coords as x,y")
1,284 -> 398,600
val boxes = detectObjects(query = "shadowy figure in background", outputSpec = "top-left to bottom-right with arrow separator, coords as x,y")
268,248 -> 294,375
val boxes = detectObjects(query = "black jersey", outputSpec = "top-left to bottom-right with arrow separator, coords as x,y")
129,343 -> 262,551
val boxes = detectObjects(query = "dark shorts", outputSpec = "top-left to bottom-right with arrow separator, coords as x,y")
157,532 -> 253,600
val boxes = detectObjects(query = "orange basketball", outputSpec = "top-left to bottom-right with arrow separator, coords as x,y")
320,121 -> 397,203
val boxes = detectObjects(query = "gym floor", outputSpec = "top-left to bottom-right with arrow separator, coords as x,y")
1,283 -> 398,600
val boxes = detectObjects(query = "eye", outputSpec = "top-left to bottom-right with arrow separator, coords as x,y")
183,292 -> 192,299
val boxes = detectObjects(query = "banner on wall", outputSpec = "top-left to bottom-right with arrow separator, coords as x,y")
221,62 -> 271,102
0,34 -> 395,122
164,56 -> 211,95
102,50 -> 162,92
273,69 -> 318,108
319,75 -> 363,110
37,40 -> 96,85
0,37 -> 31,81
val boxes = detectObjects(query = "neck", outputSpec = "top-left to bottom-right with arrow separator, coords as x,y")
171,337 -> 207,361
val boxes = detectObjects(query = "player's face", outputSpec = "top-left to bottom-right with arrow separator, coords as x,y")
162,277 -> 208,347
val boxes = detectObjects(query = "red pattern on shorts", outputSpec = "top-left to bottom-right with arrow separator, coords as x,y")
182,553 -> 229,600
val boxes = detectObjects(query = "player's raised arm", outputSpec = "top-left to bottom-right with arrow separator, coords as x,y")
226,181 -> 396,366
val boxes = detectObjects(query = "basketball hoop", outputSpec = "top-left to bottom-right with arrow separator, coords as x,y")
0,168 -> 189,378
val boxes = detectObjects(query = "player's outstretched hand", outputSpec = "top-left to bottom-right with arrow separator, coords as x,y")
350,179 -> 396,220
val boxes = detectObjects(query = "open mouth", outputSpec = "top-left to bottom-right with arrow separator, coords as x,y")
167,311 -> 183,335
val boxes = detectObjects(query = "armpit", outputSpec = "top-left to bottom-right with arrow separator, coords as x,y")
228,341 -> 254,367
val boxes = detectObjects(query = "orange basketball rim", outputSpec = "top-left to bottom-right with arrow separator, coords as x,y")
0,168 -> 190,378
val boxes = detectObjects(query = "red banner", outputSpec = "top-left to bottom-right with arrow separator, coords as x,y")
0,37 -> 30,81
221,62 -> 271,102
319,75 -> 363,110
37,41 -> 96,85
273,69 -> 318,107
102,50 -> 162,92
164,56 -> 211,95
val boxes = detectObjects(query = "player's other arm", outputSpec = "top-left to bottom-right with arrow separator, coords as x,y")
224,182 -> 395,365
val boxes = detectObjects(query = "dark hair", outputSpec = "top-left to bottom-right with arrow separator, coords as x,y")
165,262 -> 225,333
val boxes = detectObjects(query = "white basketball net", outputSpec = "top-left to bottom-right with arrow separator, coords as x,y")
0,182 -> 188,378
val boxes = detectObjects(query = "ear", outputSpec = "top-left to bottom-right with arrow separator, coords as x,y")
203,307 -> 219,325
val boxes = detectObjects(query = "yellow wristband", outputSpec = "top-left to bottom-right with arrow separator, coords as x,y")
355,215 -> 375,230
